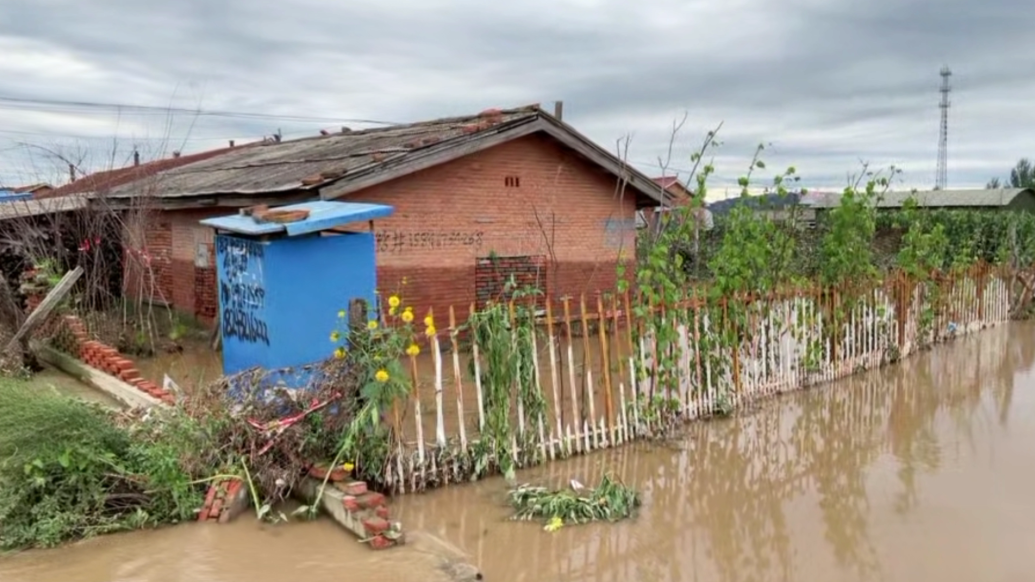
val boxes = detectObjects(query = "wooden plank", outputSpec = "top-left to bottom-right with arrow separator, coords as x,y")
7,266 -> 83,351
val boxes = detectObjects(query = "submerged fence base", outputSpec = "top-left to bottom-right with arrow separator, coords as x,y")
381,267 -> 1016,494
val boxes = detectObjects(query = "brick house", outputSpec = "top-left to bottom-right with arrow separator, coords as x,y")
100,105 -> 673,322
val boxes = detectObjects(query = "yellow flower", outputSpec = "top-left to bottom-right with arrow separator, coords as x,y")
401,310 -> 414,323
367,320 -> 378,331
544,516 -> 564,532
375,369 -> 389,383
337,309 -> 346,319
333,347 -> 346,359
388,295 -> 401,308
425,325 -> 436,337
389,306 -> 397,316
330,330 -> 341,342
406,343 -> 420,357
423,315 -> 434,328
342,462 -> 355,472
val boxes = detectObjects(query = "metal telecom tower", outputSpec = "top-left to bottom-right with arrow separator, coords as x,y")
935,65 -> 952,190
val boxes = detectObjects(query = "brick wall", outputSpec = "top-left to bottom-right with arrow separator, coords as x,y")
352,133 -> 639,318
475,254 -> 548,308
136,132 -> 639,325
122,208 -> 219,322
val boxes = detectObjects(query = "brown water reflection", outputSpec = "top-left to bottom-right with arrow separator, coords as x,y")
392,322 -> 1035,582
0,516 -> 463,582
7,323 -> 1035,582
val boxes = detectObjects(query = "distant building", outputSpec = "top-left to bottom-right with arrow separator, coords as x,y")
809,188 -> 1035,214
638,176 -> 713,232
11,183 -> 54,198
707,192 -> 816,225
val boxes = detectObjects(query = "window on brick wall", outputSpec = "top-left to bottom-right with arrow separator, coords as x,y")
504,175 -> 521,188
475,255 -> 547,309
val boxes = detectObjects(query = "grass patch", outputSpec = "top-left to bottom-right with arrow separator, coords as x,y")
507,474 -> 641,531
0,378 -> 207,551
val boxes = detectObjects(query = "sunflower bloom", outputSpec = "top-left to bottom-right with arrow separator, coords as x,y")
406,343 -> 420,357
388,295 -> 401,308
375,369 -> 389,383
544,516 -> 564,532
337,309 -> 346,319
425,325 -> 437,337
367,320 -> 379,331
401,310 -> 414,323
423,315 -> 434,328
330,330 -> 341,342
333,347 -> 347,359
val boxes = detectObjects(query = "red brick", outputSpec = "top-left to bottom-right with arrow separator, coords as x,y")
199,485 -> 218,521
112,358 -> 135,372
308,464 -> 329,480
209,498 -> 223,518
226,479 -> 243,499
328,466 -> 348,482
339,481 -> 367,496
375,505 -> 390,519
356,492 -> 385,509
341,495 -> 360,512
369,534 -> 395,550
119,368 -> 142,382
362,516 -> 389,536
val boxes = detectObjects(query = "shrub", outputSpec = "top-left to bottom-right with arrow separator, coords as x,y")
0,380 -> 203,550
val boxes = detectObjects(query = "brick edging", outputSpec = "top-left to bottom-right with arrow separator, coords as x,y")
198,477 -> 248,523
57,315 -> 176,405
308,464 -> 403,550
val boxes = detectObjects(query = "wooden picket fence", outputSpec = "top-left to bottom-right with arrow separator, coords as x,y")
383,265 -> 1016,493
394,318 -> 1022,578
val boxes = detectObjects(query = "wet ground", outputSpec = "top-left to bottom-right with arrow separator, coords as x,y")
4,322 -> 1034,582
33,365 -> 119,407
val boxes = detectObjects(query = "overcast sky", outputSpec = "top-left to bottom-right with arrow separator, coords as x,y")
1,0 -> 1032,198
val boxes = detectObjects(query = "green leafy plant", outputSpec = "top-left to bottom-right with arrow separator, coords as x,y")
508,474 -> 641,530
0,380 -> 204,550
464,276 -> 546,481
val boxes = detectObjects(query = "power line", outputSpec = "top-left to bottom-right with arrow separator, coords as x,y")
0,95 -> 400,126
0,128 -> 241,142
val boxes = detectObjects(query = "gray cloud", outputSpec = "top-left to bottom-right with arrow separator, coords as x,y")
1,0 -> 1033,195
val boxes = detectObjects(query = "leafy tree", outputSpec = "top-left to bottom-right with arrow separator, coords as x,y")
1009,158 -> 1034,188
988,158 -> 1035,189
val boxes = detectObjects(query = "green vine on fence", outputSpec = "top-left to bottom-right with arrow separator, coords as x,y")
464,277 -> 546,481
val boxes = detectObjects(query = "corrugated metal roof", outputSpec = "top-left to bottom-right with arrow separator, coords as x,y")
811,188 -> 1035,209
200,201 -> 394,236
105,107 -> 542,200
0,195 -> 86,220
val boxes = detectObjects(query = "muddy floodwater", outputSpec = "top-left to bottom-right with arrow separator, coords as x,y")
5,323 -> 1035,582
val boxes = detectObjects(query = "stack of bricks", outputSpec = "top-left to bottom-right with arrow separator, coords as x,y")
58,314 -> 176,406
308,464 -> 402,550
197,477 -> 248,523
24,293 -> 62,340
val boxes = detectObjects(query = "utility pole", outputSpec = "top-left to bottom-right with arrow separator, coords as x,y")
935,66 -> 951,190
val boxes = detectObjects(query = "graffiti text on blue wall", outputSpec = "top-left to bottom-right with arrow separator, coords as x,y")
217,237 -> 269,345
